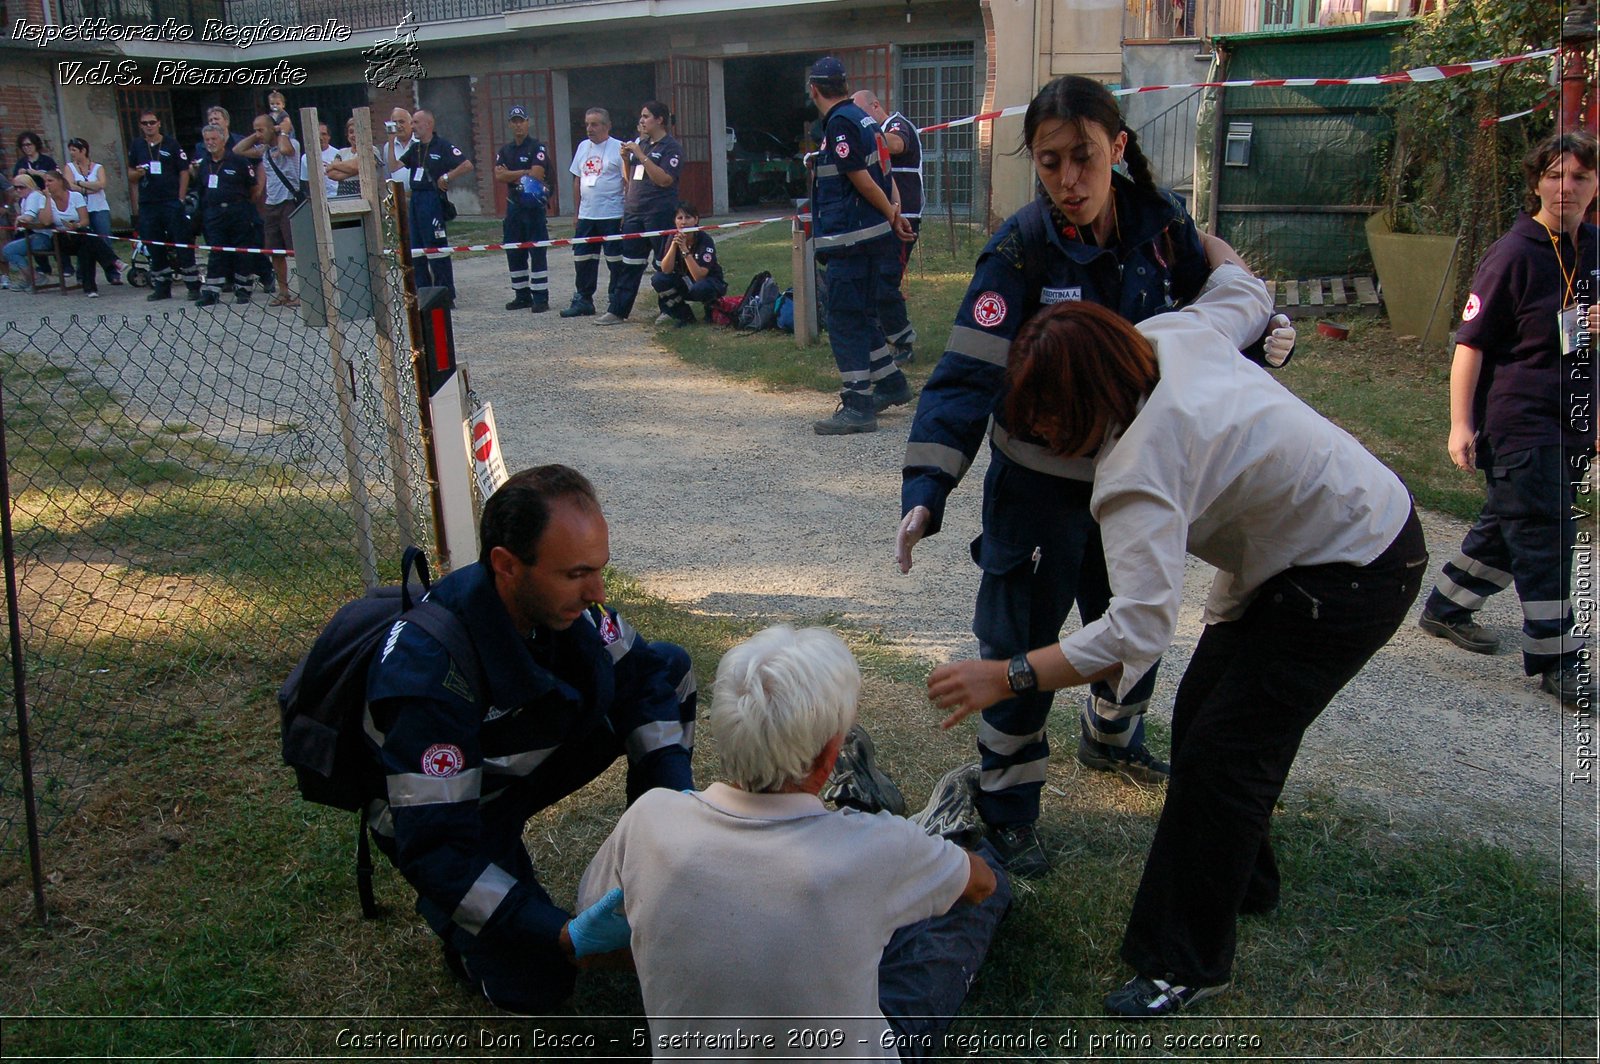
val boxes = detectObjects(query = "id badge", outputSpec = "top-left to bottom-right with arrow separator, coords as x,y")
1559,305 -> 1582,356
413,167 -> 427,185
147,160 -> 162,176
581,173 -> 598,188
632,164 -> 644,181
207,174 -> 219,189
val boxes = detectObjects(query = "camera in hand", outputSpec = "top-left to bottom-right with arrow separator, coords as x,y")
384,121 -> 398,134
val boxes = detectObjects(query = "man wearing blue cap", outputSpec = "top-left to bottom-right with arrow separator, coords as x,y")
805,57 -> 915,435
495,106 -> 552,313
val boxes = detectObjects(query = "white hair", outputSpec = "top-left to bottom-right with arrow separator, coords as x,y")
710,625 -> 860,793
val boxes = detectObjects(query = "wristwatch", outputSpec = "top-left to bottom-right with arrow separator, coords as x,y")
1007,653 -> 1037,694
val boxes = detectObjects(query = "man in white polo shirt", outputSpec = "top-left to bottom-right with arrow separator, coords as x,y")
560,107 -> 626,318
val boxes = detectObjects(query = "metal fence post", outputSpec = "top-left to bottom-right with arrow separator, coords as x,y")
0,371 -> 48,927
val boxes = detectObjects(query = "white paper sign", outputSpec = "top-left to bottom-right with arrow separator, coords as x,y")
465,402 -> 510,504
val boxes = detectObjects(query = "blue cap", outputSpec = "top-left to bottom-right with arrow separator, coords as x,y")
508,106 -> 528,120
808,56 -> 847,81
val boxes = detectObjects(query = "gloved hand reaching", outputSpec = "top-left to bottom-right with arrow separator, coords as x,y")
566,886 -> 629,958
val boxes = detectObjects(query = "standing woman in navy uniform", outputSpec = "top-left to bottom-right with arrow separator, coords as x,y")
403,110 -> 473,304
897,75 -> 1292,877
598,101 -> 681,325
1417,131 -> 1600,706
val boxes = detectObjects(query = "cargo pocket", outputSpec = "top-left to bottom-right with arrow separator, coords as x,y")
971,531 -> 1039,654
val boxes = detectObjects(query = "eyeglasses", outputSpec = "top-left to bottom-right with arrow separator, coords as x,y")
139,120 -> 159,126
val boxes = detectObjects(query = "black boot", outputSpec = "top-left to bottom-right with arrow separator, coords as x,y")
559,297 -> 595,318
185,283 -> 202,302
813,392 -> 878,435
147,281 -> 172,302
195,289 -> 219,307
529,294 -> 550,314
505,290 -> 533,310
235,286 -> 252,304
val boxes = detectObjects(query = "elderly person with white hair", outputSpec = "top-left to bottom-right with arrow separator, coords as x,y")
578,625 -> 1010,1060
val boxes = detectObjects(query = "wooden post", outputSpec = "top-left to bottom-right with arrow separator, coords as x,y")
300,105 -> 377,589
349,107 -> 419,550
791,211 -> 818,345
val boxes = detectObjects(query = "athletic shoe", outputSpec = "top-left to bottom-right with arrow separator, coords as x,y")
813,401 -> 878,435
559,299 -> 595,318
1418,610 -> 1499,655
505,291 -> 533,310
989,823 -> 1050,878
909,763 -> 983,846
1541,661 -> 1591,706
1104,975 -> 1229,1018
1076,717 -> 1170,785
872,374 -> 913,413
653,312 -> 673,325
821,725 -> 906,815
0,277 -> 9,289
85,290 -> 99,298
595,312 -> 624,325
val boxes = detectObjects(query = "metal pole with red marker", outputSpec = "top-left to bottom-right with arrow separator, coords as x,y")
414,286 -> 479,573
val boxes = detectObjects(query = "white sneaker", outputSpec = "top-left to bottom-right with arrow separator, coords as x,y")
85,290 -> 99,298
594,312 -> 624,326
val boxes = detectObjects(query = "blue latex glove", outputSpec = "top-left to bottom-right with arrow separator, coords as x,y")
519,175 -> 548,208
568,886 -> 629,957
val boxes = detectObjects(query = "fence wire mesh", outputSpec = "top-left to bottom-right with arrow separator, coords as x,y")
0,242 -> 430,862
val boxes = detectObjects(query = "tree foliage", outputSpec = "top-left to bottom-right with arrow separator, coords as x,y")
1385,0 -> 1564,287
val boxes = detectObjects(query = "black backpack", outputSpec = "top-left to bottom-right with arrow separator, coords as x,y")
278,545 -> 484,915
737,270 -> 781,331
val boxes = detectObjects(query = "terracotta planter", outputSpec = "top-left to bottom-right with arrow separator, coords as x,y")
1365,212 -> 1461,349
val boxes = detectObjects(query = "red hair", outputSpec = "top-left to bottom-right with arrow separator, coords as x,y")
1004,301 -> 1159,457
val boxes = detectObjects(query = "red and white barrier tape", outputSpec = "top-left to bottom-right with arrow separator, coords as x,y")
1481,89 -> 1559,127
916,47 -> 1558,133
414,215 -> 789,257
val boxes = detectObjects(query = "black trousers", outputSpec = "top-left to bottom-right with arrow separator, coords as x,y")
1119,507 -> 1426,988
56,232 -> 120,293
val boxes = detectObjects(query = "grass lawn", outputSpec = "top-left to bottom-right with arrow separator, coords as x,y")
2,240 -> 1594,1059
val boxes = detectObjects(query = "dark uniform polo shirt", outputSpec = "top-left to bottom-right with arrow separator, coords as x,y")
127,136 -> 189,204
1458,211 -> 1600,455
497,136 -> 548,210
622,133 -> 682,224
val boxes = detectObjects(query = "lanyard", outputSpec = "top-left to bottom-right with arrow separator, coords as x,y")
1537,218 -> 1577,308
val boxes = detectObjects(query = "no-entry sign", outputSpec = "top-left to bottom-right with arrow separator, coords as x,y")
465,403 -> 509,504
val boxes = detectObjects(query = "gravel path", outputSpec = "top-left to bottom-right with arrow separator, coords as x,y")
10,237 -> 1588,883
444,245 -> 1596,886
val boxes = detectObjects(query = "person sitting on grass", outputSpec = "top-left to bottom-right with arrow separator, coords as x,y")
649,201 -> 726,326
578,624 -> 1010,1059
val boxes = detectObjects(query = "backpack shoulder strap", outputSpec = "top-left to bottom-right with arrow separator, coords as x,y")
402,600 -> 488,707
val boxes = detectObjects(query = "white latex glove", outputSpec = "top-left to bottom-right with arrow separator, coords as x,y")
1263,314 -> 1296,368
896,506 -> 930,574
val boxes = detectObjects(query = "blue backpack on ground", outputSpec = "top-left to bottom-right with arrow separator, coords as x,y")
776,287 -> 795,332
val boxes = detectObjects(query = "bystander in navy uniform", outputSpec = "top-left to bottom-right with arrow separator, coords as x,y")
597,101 -> 681,325
127,111 -> 198,301
496,106 -> 551,313
1418,131 -> 1600,707
806,57 -> 915,435
649,201 -> 727,325
854,90 -> 924,363
191,123 -> 260,307
403,110 -> 473,303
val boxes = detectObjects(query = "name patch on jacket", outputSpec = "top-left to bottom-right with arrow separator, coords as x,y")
1041,286 -> 1082,305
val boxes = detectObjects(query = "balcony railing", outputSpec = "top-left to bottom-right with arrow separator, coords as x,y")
49,0 -> 505,34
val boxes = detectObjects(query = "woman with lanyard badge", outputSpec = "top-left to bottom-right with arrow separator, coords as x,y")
894,75 -> 1294,877
1417,131 -> 1599,706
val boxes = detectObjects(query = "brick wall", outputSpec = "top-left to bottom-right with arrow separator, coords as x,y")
0,58 -> 61,175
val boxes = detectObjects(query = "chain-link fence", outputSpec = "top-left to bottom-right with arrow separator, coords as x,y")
0,235 -> 430,907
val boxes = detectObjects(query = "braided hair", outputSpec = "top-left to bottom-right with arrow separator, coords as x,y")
1020,75 -> 1160,198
